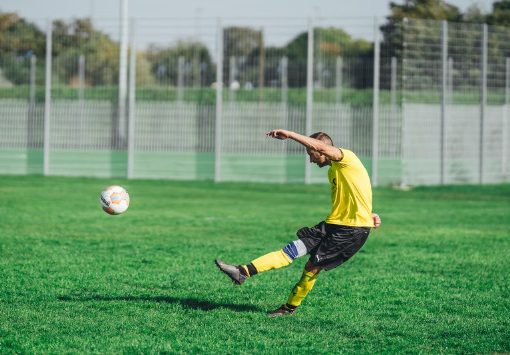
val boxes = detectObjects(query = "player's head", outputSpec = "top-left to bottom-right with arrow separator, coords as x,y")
307,132 -> 334,168
310,132 -> 334,145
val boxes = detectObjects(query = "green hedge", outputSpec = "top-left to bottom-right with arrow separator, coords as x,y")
1,85 -> 507,105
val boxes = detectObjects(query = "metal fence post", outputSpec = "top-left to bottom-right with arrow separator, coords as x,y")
281,56 -> 288,105
390,56 -> 397,118
480,23 -> 488,184
27,54 -> 38,174
43,19 -> 53,176
229,56 -> 237,101
30,55 -> 37,105
127,19 -> 136,179
118,0 -> 129,150
336,56 -> 343,104
503,57 -> 510,177
177,56 -> 185,102
29,54 -> 37,146
214,18 -> 223,183
78,55 -> 85,101
440,20 -> 448,185
78,54 -> 85,148
448,57 -> 453,104
400,17 -> 408,188
305,17 -> 314,184
390,56 -> 397,157
281,56 -> 289,157
258,28 -> 265,102
371,17 -> 380,187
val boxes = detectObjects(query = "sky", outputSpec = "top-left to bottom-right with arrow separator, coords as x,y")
0,0 -> 497,20
0,0 -> 499,48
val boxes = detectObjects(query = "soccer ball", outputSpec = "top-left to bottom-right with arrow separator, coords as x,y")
100,185 -> 130,215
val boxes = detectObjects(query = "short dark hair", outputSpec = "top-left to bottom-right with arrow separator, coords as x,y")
310,132 -> 334,146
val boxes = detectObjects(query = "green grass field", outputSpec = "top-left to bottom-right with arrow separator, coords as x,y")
0,175 -> 509,353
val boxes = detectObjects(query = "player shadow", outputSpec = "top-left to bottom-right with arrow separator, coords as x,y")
58,294 -> 262,313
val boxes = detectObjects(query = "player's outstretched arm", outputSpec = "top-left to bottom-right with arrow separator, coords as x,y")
372,213 -> 381,229
266,129 -> 342,161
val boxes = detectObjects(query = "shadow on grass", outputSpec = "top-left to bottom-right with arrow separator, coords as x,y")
58,294 -> 261,313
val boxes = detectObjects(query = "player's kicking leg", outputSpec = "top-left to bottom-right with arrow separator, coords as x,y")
215,239 -> 307,285
267,217 -> 378,317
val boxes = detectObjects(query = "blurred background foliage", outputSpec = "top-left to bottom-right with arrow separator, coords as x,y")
1,0 -> 510,95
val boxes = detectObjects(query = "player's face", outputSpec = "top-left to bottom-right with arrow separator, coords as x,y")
307,149 -> 329,168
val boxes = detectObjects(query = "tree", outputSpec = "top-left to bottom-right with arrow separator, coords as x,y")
463,4 -> 486,23
222,27 -> 264,88
223,27 -> 262,58
282,28 -> 372,88
146,41 -> 214,87
381,0 -> 462,59
0,12 -> 45,57
314,28 -> 372,89
52,18 -> 123,86
0,12 -> 45,85
379,1 -> 463,91
487,0 -> 510,26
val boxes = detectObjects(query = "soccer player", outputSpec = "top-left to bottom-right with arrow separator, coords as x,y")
215,129 -> 381,317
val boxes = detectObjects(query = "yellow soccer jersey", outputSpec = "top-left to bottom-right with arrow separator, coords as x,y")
325,148 -> 373,227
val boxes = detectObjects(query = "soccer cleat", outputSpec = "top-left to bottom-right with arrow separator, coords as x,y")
267,304 -> 297,318
214,259 -> 247,285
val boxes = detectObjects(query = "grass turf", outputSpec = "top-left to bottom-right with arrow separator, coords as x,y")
0,175 -> 509,353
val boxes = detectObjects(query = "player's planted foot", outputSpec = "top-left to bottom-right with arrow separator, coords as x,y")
215,259 -> 247,285
267,304 -> 297,318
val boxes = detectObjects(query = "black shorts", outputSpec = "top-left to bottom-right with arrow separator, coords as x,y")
296,221 -> 370,271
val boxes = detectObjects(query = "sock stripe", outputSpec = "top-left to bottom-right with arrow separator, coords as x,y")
282,242 -> 299,260
239,265 -> 249,277
247,263 -> 258,276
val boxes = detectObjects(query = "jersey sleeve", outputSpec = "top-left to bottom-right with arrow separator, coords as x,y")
334,148 -> 353,168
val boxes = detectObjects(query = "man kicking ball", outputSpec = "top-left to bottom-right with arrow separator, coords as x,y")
215,129 -> 381,317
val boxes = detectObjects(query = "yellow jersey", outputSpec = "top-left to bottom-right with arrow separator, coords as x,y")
325,148 -> 373,227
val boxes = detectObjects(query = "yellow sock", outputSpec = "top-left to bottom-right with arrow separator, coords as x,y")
287,270 -> 319,307
250,250 -> 292,273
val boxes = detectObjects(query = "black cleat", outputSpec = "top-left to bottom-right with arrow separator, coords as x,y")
267,304 -> 297,318
215,259 -> 247,285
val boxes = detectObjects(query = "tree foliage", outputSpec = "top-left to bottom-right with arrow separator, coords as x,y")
0,12 -> 45,85
52,19 -> 122,86
145,41 -> 214,87
381,0 -> 462,59
3,2 -> 510,93
263,28 -> 372,88
0,12 -> 45,57
487,0 -> 510,26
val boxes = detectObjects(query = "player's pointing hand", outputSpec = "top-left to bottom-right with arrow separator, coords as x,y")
266,129 -> 292,140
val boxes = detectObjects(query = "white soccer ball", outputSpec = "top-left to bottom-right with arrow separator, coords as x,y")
100,185 -> 130,215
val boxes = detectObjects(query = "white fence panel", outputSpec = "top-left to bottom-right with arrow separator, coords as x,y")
132,102 -> 214,180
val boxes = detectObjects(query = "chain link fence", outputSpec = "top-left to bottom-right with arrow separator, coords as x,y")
0,16 -> 508,185
402,18 -> 510,185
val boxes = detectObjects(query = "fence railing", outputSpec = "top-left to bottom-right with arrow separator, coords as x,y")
0,17 -> 508,185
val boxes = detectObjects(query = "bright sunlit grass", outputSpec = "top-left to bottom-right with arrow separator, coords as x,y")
0,175 -> 509,353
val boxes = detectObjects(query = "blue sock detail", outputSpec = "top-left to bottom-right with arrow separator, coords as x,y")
282,242 -> 299,260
